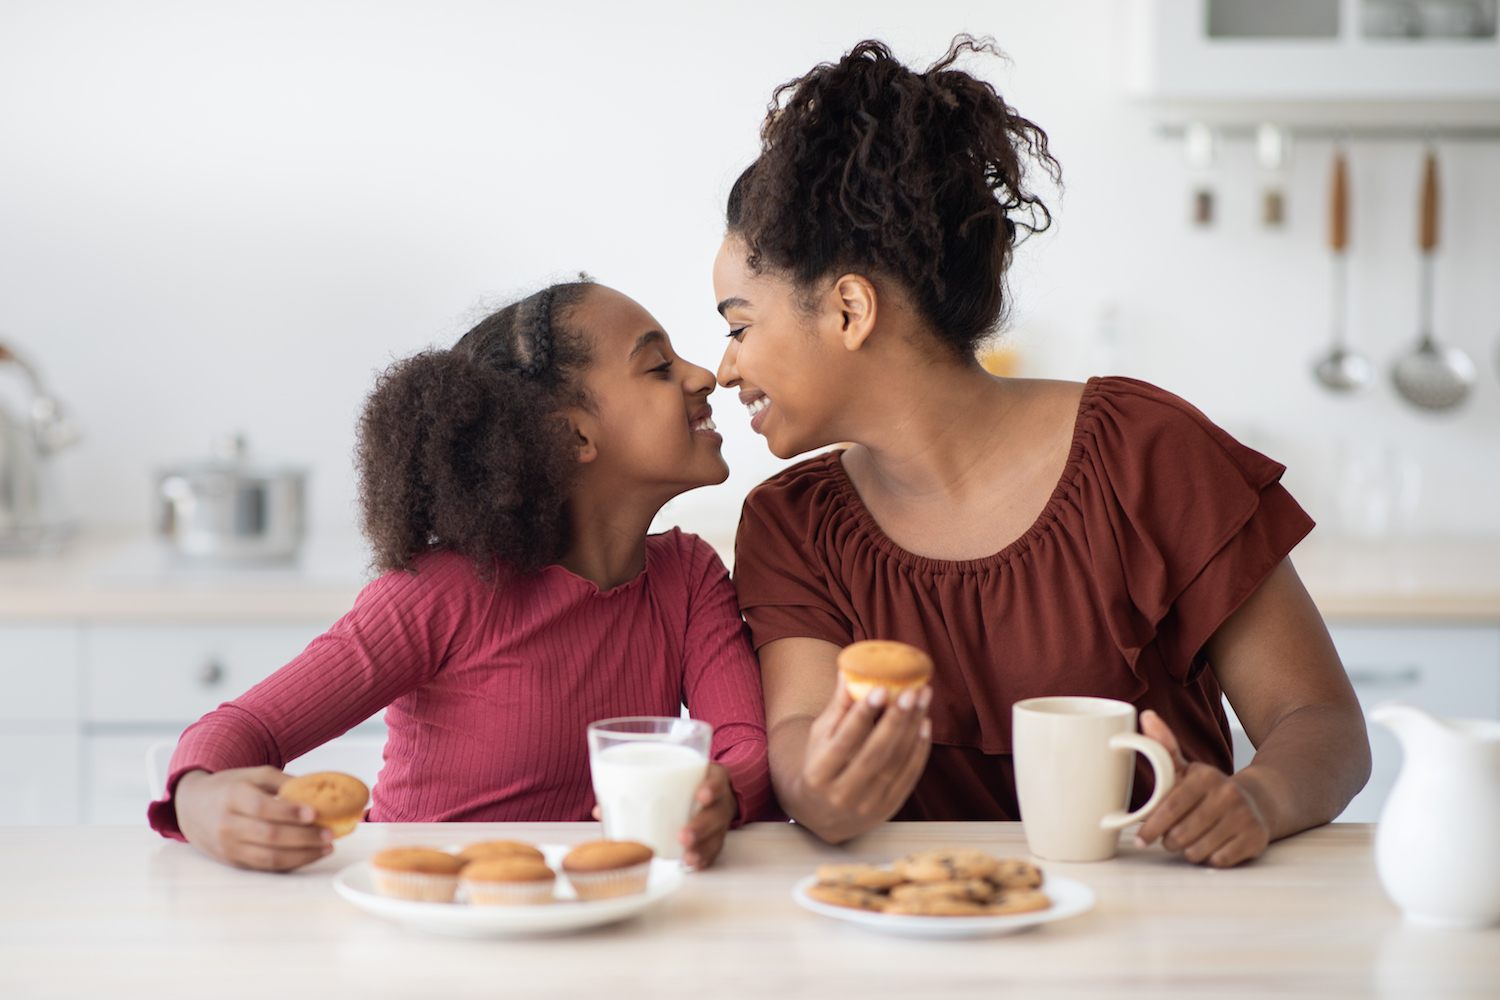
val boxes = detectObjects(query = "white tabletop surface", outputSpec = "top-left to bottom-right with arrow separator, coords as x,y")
1,820 -> 1495,999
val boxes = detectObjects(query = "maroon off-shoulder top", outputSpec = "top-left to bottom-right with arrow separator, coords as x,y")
733,377 -> 1314,819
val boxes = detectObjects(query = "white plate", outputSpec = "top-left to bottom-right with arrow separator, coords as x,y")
334,845 -> 684,938
791,873 -> 1095,939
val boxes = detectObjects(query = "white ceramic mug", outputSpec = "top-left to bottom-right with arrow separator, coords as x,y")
1012,696 -> 1177,862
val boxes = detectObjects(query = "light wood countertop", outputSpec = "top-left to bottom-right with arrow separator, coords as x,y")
0,821 -> 1494,999
1,530 -> 1499,624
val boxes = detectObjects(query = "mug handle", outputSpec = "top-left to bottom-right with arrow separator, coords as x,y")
1099,732 -> 1178,831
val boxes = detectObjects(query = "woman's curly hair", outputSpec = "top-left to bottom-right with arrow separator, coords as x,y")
356,280 -> 595,577
727,35 -> 1061,358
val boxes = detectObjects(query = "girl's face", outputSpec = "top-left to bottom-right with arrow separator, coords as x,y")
570,286 -> 729,495
712,237 -> 850,459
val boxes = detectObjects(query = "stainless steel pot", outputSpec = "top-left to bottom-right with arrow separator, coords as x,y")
156,435 -> 307,562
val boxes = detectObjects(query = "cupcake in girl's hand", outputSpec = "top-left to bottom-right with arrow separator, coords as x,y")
276,772 -> 369,838
369,848 -> 465,902
562,841 -> 653,900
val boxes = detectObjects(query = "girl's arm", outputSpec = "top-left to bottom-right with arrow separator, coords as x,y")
152,553 -> 481,869
1134,558 -> 1371,866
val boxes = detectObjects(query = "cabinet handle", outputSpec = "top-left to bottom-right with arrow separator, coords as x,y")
1346,666 -> 1421,686
197,660 -> 225,686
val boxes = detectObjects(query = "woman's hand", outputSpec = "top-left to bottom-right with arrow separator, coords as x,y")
678,763 -> 737,870
174,767 -> 333,871
1133,710 -> 1270,868
787,682 -> 933,844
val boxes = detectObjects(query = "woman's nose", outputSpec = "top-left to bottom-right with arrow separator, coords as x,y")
716,339 -> 739,388
684,360 -> 716,397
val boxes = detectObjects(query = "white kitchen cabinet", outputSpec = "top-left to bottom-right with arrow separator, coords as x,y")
0,625 -> 80,721
0,730 -> 79,824
84,624 -> 326,723
1331,624 -> 1500,822
0,626 -> 82,822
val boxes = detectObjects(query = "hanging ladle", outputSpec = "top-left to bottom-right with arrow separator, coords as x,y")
1314,149 -> 1371,391
1391,149 -> 1476,412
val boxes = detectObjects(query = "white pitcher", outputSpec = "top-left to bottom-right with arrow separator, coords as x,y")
1370,702 -> 1500,928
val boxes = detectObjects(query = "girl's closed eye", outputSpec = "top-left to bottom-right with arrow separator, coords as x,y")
650,360 -> 673,375
726,327 -> 747,341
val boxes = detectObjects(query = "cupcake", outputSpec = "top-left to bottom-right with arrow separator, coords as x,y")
562,841 -> 654,901
459,857 -> 556,906
368,848 -> 464,902
456,840 -> 545,865
836,640 -> 932,702
277,772 -> 369,838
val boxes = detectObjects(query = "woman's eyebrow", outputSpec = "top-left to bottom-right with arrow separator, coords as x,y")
628,330 -> 666,358
716,297 -> 750,316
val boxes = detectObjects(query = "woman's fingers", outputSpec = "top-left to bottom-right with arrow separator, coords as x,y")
802,687 -> 883,789
825,687 -> 931,817
1140,710 -> 1189,773
1136,762 -> 1271,867
1136,763 -> 1212,847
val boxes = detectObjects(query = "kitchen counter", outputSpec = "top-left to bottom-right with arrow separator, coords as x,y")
0,820 -> 1493,999
3,530 -> 1498,624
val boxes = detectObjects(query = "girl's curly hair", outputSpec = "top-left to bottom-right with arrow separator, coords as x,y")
727,36 -> 1060,358
356,280 -> 595,577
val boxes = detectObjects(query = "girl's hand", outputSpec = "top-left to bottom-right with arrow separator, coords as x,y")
174,766 -> 333,871
792,682 -> 932,844
678,762 -> 737,870
1133,710 -> 1271,868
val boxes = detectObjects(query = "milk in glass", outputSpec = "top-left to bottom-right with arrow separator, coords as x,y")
590,741 -> 708,860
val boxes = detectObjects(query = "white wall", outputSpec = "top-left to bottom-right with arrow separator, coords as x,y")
1,0 -> 1497,553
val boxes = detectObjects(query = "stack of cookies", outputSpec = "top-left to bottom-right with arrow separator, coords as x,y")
808,848 -> 1050,917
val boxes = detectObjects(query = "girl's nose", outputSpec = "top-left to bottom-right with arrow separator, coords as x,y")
716,339 -> 740,388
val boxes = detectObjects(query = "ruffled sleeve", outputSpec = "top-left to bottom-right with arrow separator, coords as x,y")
1072,377 -> 1314,685
733,453 -> 857,652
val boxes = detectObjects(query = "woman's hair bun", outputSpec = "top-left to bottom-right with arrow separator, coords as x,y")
728,35 -> 1060,357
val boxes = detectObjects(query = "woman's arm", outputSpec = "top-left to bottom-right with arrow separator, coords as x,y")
1134,558 -> 1371,866
761,636 -> 931,843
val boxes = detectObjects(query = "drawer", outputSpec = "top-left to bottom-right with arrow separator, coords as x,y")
0,625 -> 80,721
1329,624 -> 1500,822
83,624 -> 330,724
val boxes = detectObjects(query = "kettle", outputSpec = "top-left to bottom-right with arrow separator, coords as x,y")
0,341 -> 80,552
1371,702 -> 1500,928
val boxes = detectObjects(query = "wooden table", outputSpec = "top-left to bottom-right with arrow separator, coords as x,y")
1,822 -> 1495,999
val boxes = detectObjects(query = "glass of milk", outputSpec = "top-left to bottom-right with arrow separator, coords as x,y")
587,717 -> 712,861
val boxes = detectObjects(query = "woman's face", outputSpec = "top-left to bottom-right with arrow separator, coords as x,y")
570,286 -> 729,494
713,237 -> 849,459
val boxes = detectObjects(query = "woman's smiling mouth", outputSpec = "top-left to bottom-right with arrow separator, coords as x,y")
741,393 -> 771,434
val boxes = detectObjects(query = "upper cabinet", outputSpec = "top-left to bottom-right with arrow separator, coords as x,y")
1124,0 -> 1500,122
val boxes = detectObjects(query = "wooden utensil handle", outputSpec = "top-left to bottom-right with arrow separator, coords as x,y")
1330,152 -> 1348,252
1419,150 -> 1439,252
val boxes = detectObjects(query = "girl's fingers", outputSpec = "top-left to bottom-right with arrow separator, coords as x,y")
228,780 -> 315,826
231,843 -> 330,872
232,814 -> 330,850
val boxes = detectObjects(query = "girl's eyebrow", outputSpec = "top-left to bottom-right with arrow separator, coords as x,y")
628,330 -> 666,359
716,297 -> 750,316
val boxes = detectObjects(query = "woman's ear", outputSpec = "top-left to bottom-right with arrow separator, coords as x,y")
832,274 -> 878,352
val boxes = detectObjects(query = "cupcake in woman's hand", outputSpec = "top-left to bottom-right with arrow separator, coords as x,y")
277,772 -> 369,838
562,841 -> 654,900
837,641 -> 933,703
460,857 -> 556,906
368,848 -> 464,902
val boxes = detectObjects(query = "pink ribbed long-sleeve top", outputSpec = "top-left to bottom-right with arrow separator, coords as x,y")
148,529 -> 772,838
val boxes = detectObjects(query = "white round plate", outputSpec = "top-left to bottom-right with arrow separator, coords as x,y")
334,845 -> 684,938
791,874 -> 1095,939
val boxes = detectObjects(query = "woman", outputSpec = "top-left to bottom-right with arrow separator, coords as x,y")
151,280 -> 770,871
714,38 -> 1369,867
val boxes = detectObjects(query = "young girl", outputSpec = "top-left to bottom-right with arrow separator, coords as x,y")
149,280 -> 771,871
715,38 -> 1370,867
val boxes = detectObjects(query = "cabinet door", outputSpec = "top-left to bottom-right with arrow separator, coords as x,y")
84,624 -> 330,724
1330,625 -> 1500,823
0,625 -> 80,721
0,729 -> 80,823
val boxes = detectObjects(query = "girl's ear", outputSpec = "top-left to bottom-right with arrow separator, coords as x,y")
831,274 -> 878,352
566,409 -> 599,465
